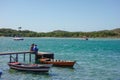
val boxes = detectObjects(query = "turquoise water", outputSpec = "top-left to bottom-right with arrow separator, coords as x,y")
0,37 -> 120,80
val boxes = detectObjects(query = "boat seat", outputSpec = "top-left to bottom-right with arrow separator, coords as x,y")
10,62 -> 20,65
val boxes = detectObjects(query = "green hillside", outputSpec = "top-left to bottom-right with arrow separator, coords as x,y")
0,28 -> 120,38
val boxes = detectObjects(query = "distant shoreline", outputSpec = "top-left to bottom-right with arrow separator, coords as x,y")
0,28 -> 120,38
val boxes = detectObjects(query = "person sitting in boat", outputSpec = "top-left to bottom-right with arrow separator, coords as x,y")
30,43 -> 35,51
33,45 -> 39,54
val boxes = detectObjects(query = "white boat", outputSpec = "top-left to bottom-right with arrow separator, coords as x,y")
13,27 -> 24,40
13,37 -> 24,40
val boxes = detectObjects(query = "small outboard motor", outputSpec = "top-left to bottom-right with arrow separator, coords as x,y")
0,69 -> 2,78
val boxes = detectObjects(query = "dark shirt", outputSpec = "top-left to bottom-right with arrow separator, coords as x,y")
33,46 -> 38,54
30,46 -> 34,51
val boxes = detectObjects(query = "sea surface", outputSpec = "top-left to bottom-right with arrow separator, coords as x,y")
0,37 -> 120,80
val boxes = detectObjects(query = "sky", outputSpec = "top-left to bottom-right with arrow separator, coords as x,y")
0,0 -> 120,32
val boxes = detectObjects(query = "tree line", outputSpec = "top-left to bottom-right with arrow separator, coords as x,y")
0,28 -> 120,38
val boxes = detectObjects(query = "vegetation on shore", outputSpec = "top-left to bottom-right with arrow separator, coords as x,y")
0,28 -> 120,38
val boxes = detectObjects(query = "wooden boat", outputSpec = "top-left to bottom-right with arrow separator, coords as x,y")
40,58 -> 76,67
8,62 -> 52,72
